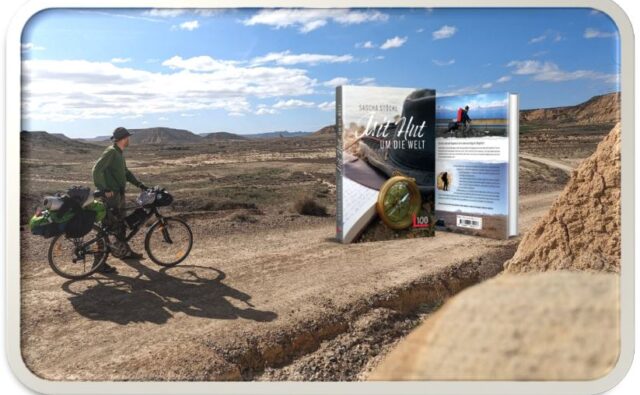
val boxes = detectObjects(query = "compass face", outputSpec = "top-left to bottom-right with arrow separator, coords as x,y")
376,176 -> 422,230
383,181 -> 413,224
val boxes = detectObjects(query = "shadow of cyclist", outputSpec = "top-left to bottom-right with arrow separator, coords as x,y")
61,260 -> 277,325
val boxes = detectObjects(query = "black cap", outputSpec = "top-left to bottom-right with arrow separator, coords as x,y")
111,127 -> 132,141
465,105 -> 469,110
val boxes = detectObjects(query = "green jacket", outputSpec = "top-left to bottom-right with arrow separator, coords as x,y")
92,144 -> 143,193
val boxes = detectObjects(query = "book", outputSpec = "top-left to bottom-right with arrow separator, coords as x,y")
434,92 -> 519,239
336,85 -> 437,243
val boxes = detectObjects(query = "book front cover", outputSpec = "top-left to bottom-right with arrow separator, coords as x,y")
337,85 -> 437,243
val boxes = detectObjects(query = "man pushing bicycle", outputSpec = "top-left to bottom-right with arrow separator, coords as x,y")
92,127 -> 148,272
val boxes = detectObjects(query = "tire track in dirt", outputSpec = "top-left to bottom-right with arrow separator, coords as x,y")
20,192 -> 557,381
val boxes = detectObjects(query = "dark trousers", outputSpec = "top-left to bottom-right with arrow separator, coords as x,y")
102,192 -> 126,239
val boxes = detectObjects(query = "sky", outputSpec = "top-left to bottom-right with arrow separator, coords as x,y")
436,93 -> 508,120
21,8 -> 620,138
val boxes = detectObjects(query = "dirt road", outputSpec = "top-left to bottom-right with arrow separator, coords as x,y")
519,153 -> 576,174
20,192 -> 558,381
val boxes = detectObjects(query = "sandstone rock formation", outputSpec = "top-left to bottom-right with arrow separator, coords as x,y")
520,92 -> 620,125
371,272 -> 620,381
505,123 -> 620,273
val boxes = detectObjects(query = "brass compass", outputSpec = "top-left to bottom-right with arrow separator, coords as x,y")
376,172 -> 422,230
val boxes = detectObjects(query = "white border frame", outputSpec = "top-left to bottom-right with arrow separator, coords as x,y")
5,1 -> 634,394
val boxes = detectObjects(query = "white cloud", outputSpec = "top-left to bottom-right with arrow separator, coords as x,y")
256,107 -> 277,115
529,35 -> 546,44
272,99 -> 315,109
432,25 -> 457,40
158,116 -> 169,121
584,28 -> 616,38
482,82 -> 493,89
507,59 -> 618,83
194,9 -> 222,17
242,9 -> 388,33
375,55 -> 385,60
496,75 -> 512,83
177,20 -> 200,31
355,41 -> 375,48
162,55 -> 239,71
416,28 -> 425,33
432,58 -> 455,66
121,114 -> 143,119
251,50 -> 353,66
323,77 -> 350,87
528,30 -> 564,44
180,113 -> 195,117
111,57 -> 132,63
228,112 -> 245,117
357,77 -> 376,86
22,57 -> 317,122
143,9 -> 186,18
380,36 -> 408,50
318,101 -> 335,111
21,43 -> 45,52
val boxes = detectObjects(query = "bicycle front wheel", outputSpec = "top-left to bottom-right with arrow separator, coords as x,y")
48,225 -> 109,279
144,217 -> 193,267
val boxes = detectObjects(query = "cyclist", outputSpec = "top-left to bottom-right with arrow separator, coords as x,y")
92,127 -> 147,273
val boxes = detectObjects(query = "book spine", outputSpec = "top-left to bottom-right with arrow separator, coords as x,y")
508,93 -> 520,237
335,86 -> 344,242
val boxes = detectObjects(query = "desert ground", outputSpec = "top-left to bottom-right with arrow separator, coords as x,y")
19,94 -> 619,380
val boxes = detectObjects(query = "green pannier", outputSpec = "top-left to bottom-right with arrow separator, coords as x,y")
84,200 -> 107,222
29,210 -> 74,238
29,200 -> 106,239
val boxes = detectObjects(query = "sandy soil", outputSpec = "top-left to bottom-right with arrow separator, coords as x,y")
20,192 -> 556,381
19,122 -> 606,381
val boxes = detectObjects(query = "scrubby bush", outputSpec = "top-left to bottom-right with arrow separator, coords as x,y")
294,196 -> 328,217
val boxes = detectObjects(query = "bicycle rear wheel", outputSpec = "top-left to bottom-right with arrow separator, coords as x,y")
48,225 -> 109,279
144,217 -> 193,267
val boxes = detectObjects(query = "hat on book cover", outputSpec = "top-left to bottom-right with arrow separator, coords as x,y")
358,88 -> 436,191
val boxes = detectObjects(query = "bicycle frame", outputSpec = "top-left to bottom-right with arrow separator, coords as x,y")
77,205 -> 167,251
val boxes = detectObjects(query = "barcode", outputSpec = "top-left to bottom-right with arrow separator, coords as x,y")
456,215 -> 483,230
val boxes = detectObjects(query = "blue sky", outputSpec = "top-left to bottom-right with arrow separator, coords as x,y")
436,93 -> 509,120
21,8 -> 620,138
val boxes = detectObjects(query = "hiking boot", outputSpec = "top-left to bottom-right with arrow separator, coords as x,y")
97,263 -> 117,274
123,250 -> 144,260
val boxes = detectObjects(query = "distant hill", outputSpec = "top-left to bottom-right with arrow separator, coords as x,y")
82,135 -> 111,142
21,131 -> 101,154
128,127 -> 202,144
245,131 -> 312,139
311,124 -> 336,137
201,132 -> 248,141
521,92 -> 620,125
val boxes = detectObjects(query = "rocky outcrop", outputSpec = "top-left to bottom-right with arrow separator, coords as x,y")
371,272 -> 620,380
505,123 -> 620,273
521,92 -> 620,125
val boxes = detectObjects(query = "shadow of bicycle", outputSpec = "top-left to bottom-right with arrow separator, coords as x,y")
61,260 -> 277,325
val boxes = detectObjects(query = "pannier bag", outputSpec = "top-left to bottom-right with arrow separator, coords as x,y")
29,209 -> 74,238
84,200 -> 107,222
64,209 -> 96,238
125,208 -> 148,229
30,187 -> 106,239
